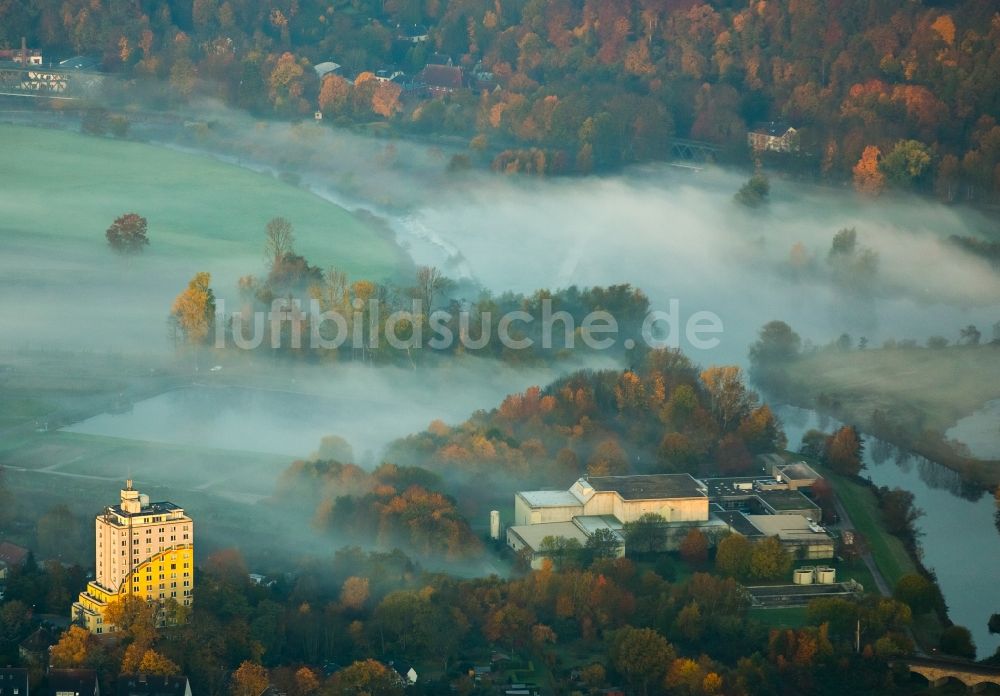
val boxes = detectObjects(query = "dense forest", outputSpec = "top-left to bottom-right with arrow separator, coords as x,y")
384,348 -> 787,486
2,0 -> 1000,190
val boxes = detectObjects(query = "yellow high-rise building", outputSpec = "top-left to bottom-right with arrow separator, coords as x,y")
72,480 -> 194,633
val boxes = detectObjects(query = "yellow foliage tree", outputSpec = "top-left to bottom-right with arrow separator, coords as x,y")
230,661 -> 269,696
371,80 -> 402,118
130,648 -> 180,676
171,272 -> 215,345
49,626 -> 97,668
852,145 -> 885,196
930,14 -> 956,45
318,74 -> 351,116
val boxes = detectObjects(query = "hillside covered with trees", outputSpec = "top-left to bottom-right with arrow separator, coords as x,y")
385,348 -> 787,488
2,0 -> 999,190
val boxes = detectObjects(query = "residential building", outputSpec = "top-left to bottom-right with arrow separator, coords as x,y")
747,122 -> 799,153
72,481 -> 193,634
48,670 -> 99,696
19,626 -> 55,666
116,675 -> 191,696
418,64 -> 463,96
0,48 -> 43,66
0,668 -> 28,696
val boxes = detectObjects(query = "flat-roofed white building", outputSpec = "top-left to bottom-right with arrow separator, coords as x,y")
509,474 -> 710,565
515,474 -> 709,527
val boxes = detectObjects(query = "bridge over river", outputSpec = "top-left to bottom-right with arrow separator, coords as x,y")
896,656 -> 1000,691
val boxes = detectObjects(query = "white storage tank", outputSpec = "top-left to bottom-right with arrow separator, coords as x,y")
816,567 -> 836,584
490,510 -> 501,540
793,567 -> 814,585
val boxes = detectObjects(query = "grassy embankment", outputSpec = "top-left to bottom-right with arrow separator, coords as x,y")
777,344 -> 1000,485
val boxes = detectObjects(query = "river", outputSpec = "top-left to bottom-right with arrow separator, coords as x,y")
774,403 -> 1000,658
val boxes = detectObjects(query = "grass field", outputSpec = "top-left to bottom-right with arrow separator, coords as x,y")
818,467 -> 917,589
0,123 -> 405,279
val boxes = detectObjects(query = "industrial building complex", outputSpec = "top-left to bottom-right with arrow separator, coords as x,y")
507,459 -> 833,568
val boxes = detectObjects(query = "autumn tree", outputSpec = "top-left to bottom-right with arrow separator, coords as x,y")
700,366 -> 757,433
853,146 -> 885,196
327,660 -> 403,696
878,487 -> 923,538
371,80 -> 402,118
893,573 -> 940,615
824,425 -> 864,476
587,438 -> 628,476
268,52 -> 306,114
131,648 -> 180,676
230,661 -> 269,696
106,213 -> 149,255
734,172 -> 770,208
264,217 -> 295,269
318,74 -> 351,117
749,536 -> 792,581
623,513 -> 668,554
340,576 -> 370,612
609,626 -> 675,696
585,527 -> 621,561
679,527 -> 709,566
49,626 -> 99,668
715,534 -> 752,579
170,272 -> 216,346
880,140 -> 932,189
105,594 -> 159,644
939,625 -> 976,659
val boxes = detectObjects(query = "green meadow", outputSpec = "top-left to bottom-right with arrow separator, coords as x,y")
0,123 -> 405,279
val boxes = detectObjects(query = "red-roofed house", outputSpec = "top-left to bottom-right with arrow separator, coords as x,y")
419,64 -> 463,96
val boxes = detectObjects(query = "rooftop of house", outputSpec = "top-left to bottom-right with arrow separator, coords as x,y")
313,61 -> 341,77
751,121 -> 795,136
20,625 -> 55,652
508,521 -> 588,549
107,501 -> 184,519
776,461 -> 821,482
572,515 -> 625,541
755,489 -> 820,512
702,477 -> 787,498
744,514 -> 830,541
587,473 -> 706,500
49,669 -> 99,696
419,64 -> 463,89
713,509 -> 765,537
0,541 -> 29,566
0,668 -> 29,696
116,674 -> 190,696
397,24 -> 429,37
517,489 -> 583,508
